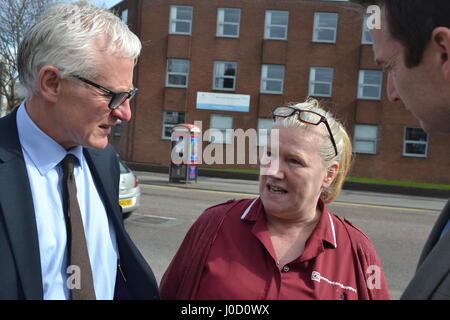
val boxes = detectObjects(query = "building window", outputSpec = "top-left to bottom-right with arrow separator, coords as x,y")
162,111 -> 185,139
354,124 -> 378,154
309,67 -> 334,97
260,64 -> 285,94
169,5 -> 193,35
213,61 -> 237,91
121,9 -> 128,24
166,59 -> 189,88
403,127 -> 428,158
258,118 -> 273,147
357,70 -> 383,100
217,8 -> 241,38
313,12 -> 338,43
361,15 -> 373,44
210,114 -> 233,144
264,10 -> 289,40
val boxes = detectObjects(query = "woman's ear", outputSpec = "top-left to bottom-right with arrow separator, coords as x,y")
323,162 -> 339,189
37,66 -> 62,103
431,27 -> 450,81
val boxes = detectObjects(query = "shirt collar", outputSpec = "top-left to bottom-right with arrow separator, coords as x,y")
243,197 -> 338,250
16,101 -> 84,175
311,199 -> 338,249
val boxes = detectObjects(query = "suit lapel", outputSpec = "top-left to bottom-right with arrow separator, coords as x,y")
418,200 -> 450,266
402,200 -> 450,299
0,110 -> 43,299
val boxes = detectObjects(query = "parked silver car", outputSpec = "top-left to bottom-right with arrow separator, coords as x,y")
119,160 -> 141,219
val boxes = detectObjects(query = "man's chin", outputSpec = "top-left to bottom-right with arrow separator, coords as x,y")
86,137 -> 109,149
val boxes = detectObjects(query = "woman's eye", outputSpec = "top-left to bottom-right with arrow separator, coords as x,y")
289,158 -> 302,165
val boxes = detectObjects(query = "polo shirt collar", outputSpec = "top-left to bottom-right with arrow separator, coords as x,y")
17,102 -> 84,175
310,199 -> 338,249
242,197 -> 338,261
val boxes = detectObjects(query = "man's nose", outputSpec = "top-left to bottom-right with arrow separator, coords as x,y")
111,99 -> 132,122
387,72 -> 401,102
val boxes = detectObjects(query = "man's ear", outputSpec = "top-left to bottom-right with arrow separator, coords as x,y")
431,27 -> 450,81
323,162 -> 339,189
37,66 -> 62,103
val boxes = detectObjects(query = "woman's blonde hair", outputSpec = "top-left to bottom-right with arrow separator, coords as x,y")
273,98 -> 353,203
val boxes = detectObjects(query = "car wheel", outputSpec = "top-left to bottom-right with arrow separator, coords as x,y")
123,212 -> 132,220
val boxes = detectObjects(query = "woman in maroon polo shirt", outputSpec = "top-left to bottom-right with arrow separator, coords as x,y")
160,98 -> 390,300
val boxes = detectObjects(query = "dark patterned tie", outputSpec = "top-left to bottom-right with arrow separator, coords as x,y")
61,154 -> 96,300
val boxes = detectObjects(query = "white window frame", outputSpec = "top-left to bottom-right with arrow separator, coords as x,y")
361,15 -> 373,44
162,111 -> 186,140
260,64 -> 285,94
166,59 -> 190,88
169,5 -> 193,35
353,124 -> 378,154
403,127 -> 428,158
357,70 -> 383,100
309,67 -> 334,97
264,10 -> 289,40
213,61 -> 237,91
209,114 -> 233,144
121,9 -> 128,24
257,118 -> 273,147
313,12 -> 338,43
217,8 -> 241,38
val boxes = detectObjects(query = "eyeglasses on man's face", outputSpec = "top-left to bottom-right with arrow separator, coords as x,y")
272,106 -> 338,157
73,76 -> 138,110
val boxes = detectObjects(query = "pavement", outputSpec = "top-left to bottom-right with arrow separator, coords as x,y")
136,171 -> 449,213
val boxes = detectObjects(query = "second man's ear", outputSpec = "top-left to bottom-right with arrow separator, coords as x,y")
37,66 -> 62,103
431,27 -> 450,81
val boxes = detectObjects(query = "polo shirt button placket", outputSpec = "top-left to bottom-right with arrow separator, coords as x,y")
282,265 -> 290,272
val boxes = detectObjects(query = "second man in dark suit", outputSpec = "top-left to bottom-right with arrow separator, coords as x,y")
352,0 -> 450,299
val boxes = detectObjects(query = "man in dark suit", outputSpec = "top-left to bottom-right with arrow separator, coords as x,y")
0,1 -> 159,299
351,0 -> 450,299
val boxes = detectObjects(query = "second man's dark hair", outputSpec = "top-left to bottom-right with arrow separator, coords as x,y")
351,0 -> 450,68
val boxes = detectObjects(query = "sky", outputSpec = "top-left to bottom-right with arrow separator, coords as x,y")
91,0 -> 123,9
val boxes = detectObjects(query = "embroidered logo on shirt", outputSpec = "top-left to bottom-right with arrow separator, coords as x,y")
311,271 -> 357,293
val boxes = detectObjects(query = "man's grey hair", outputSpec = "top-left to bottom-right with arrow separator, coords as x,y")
17,0 -> 142,99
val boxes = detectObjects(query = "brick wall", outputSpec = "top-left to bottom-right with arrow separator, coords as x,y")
110,0 -> 450,184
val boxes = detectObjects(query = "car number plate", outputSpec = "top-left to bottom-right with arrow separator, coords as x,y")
119,199 -> 132,207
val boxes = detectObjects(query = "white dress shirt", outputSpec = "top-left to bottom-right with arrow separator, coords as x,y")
16,102 -> 118,300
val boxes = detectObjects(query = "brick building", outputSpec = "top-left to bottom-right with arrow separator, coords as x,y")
111,0 -> 450,185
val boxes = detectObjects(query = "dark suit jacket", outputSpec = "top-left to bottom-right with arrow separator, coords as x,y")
0,109 -> 160,300
401,200 -> 450,299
